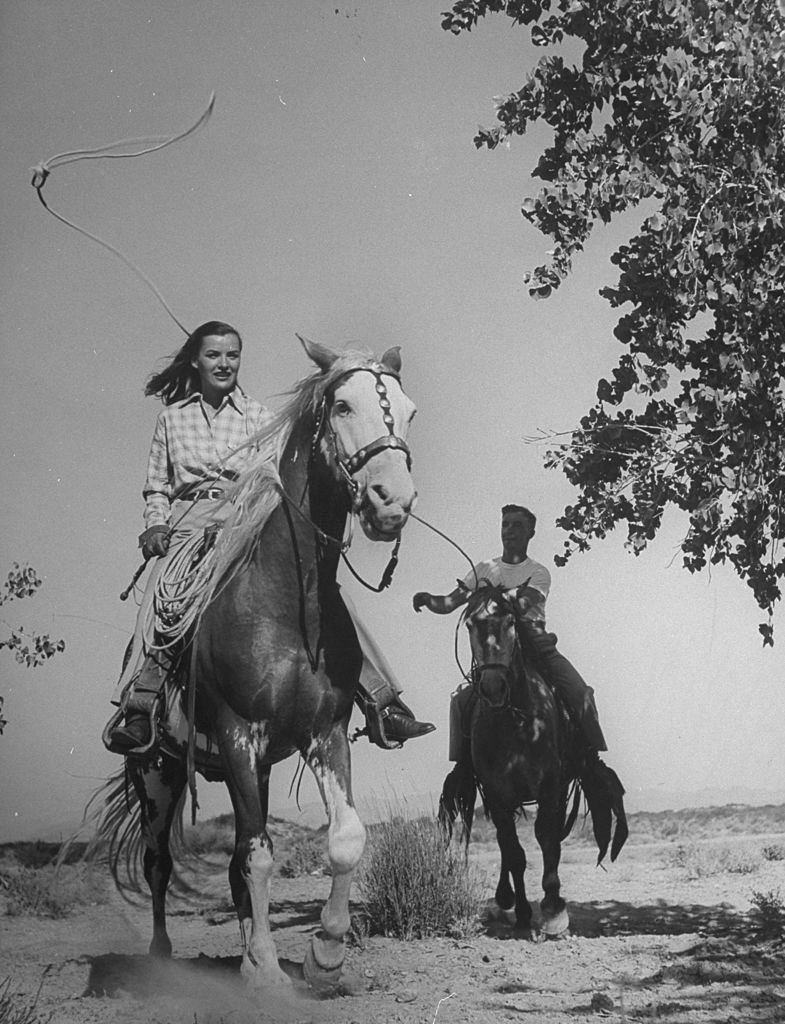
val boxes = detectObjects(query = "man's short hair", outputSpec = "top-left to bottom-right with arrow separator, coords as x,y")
501,504 -> 536,531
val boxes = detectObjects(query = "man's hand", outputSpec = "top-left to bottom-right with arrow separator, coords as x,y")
412,591 -> 431,613
139,525 -> 170,560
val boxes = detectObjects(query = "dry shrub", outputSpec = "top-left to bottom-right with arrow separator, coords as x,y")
762,842 -> 785,862
183,813 -> 235,857
357,811 -> 483,940
278,833 -> 328,878
749,888 -> 785,938
667,842 -> 762,878
0,977 -> 51,1024
2,864 -> 106,919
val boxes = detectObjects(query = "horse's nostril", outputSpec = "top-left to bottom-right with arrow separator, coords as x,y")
371,483 -> 390,503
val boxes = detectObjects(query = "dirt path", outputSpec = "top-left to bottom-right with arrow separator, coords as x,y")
2,828 -> 785,1024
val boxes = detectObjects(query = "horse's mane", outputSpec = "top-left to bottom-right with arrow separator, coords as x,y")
200,346 -> 383,610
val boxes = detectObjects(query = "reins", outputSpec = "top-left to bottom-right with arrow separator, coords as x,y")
276,364 -> 414,669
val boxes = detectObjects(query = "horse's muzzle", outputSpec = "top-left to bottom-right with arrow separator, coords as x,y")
476,664 -> 512,707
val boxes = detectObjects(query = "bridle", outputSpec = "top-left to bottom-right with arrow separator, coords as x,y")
462,588 -> 525,712
316,365 -> 412,498
282,362 -> 415,670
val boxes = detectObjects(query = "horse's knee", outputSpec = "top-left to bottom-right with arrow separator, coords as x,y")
328,810 -> 365,874
243,834 -> 274,880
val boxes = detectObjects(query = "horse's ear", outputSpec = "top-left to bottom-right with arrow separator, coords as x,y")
380,346 -> 402,375
515,578 -> 532,597
297,333 -> 338,373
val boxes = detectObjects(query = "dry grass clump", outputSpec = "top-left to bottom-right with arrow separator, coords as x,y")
357,809 -> 483,940
278,833 -> 328,878
1,864 -> 106,919
667,841 -> 762,878
749,888 -> 785,938
182,813 -> 236,858
0,977 -> 51,1024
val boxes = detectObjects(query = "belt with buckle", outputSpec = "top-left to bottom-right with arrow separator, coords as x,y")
185,487 -> 226,501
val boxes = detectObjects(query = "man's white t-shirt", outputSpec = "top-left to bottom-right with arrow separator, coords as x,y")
462,555 -> 551,624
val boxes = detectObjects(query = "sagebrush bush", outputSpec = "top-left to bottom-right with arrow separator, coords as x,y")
357,812 -> 483,940
183,814 -> 235,857
2,865 -> 105,919
278,834 -> 327,878
762,843 -> 785,862
668,842 -> 761,878
750,888 -> 785,937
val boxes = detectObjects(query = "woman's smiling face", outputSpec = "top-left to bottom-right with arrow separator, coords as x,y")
191,332 -> 242,402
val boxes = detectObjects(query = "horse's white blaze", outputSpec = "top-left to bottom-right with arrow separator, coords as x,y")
329,368 -> 416,537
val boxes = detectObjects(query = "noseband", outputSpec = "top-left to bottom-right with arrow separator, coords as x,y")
318,366 -> 412,493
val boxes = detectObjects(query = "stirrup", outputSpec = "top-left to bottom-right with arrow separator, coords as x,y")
352,696 -> 402,750
102,701 -> 160,758
101,707 -> 124,753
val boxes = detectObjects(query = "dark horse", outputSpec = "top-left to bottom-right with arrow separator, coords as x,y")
90,336 -> 418,992
439,583 -> 627,938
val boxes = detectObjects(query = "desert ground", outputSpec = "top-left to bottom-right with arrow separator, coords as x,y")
2,803 -> 785,1024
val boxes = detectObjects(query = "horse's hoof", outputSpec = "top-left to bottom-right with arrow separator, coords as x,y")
303,934 -> 344,993
541,907 -> 570,939
148,935 -> 172,958
495,903 -> 517,927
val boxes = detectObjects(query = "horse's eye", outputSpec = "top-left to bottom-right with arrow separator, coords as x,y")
333,400 -> 351,417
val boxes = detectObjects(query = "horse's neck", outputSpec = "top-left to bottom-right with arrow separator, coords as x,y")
510,636 -> 542,707
277,420 -> 348,581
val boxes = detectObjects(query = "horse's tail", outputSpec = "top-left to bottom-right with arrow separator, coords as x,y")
578,758 -> 629,865
561,778 -> 582,841
438,758 -> 477,848
56,767 -> 192,900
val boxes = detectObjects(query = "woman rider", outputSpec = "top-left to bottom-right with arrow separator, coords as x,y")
106,321 -> 432,754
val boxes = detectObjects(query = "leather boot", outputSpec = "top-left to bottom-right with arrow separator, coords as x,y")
381,705 -> 436,743
106,709 -> 154,755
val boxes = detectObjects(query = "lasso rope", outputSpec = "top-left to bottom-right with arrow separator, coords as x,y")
148,530 -> 219,651
31,93 -> 216,336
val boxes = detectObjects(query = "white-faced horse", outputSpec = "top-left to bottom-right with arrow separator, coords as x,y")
92,336 -> 417,992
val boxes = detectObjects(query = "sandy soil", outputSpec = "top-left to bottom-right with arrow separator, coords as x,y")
2,817 -> 785,1024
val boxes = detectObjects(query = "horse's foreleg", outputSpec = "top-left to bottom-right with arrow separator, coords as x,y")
304,726 -> 366,991
534,786 -> 569,938
228,763 -> 270,942
220,728 -> 290,989
129,756 -> 186,958
489,805 -> 531,933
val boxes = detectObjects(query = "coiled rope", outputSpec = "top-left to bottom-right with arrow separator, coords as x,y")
147,531 -> 219,652
31,93 -> 216,336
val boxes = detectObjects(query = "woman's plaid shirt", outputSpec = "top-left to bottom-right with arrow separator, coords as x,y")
143,387 -> 270,528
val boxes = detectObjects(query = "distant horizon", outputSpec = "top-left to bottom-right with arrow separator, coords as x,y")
13,782 -> 785,846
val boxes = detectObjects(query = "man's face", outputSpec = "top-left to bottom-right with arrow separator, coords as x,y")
501,511 -> 534,558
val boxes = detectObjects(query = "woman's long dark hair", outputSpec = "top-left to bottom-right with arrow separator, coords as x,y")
145,321 -> 243,405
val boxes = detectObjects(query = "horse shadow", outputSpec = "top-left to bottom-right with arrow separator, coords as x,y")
82,896 -> 349,1001
483,896 -> 753,940
84,951 -> 264,998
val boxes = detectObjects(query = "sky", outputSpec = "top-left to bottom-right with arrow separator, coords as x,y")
1,0 -> 784,844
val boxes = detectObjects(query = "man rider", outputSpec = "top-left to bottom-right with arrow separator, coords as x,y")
412,503 -> 608,765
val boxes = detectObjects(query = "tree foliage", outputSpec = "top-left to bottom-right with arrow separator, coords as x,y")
1,564 -> 65,734
443,0 -> 785,642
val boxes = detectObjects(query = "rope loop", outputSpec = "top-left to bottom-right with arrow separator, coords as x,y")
32,94 -> 216,335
